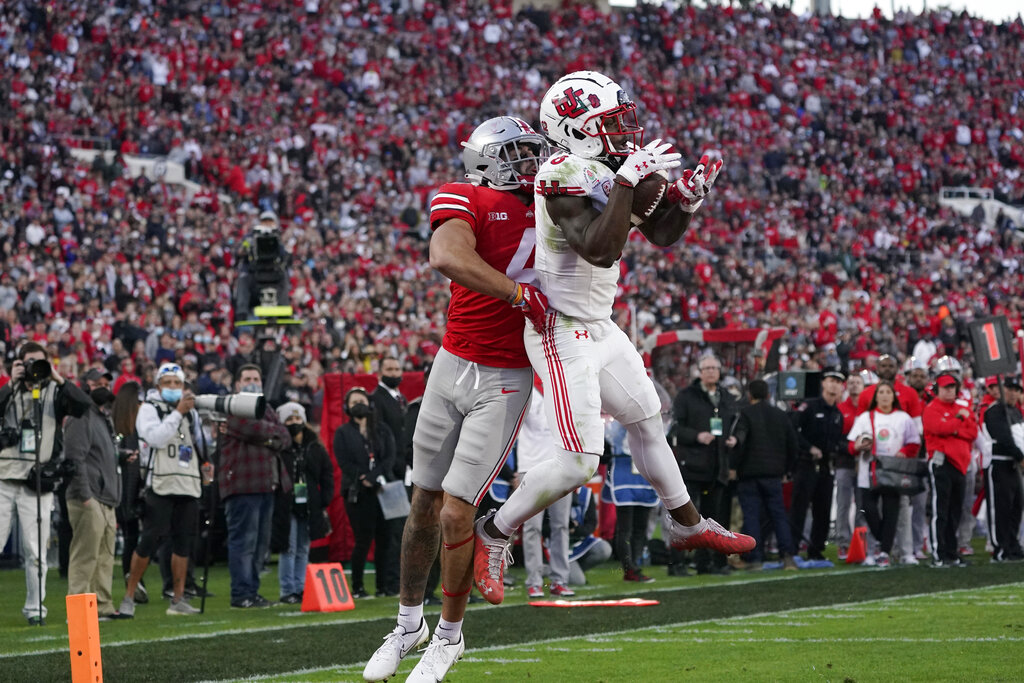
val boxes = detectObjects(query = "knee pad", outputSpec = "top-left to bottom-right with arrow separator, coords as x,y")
529,448 -> 599,500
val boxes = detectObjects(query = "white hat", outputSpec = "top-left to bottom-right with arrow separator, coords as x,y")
156,362 -> 185,383
276,401 -> 306,423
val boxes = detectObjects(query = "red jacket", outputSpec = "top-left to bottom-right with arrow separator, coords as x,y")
922,399 -> 978,474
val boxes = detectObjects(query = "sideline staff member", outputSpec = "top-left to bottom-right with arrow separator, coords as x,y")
0,342 -> 91,625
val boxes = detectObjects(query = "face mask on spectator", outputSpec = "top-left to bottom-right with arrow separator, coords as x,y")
382,375 -> 402,389
286,423 -> 304,437
161,388 -> 183,404
241,383 -> 261,393
91,387 -> 115,407
349,403 -> 371,419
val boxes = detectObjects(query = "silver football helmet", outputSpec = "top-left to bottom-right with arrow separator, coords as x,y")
930,355 -> 963,379
538,71 -> 643,160
461,117 -> 550,191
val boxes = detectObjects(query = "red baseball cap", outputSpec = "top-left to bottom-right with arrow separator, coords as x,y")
936,374 -> 959,388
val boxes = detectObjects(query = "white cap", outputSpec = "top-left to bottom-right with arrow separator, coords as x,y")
156,362 -> 185,383
276,401 -> 306,423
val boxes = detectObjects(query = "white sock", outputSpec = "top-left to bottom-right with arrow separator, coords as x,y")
435,617 -> 462,642
675,515 -> 708,538
398,603 -> 423,634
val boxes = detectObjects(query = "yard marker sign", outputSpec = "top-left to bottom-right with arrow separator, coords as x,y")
967,316 -> 1018,378
302,563 -> 355,612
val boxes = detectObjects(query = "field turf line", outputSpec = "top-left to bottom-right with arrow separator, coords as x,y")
1,563 -> 1019,682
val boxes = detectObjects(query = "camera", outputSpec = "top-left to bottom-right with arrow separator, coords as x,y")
194,393 -> 266,420
24,359 -> 51,384
26,458 -> 77,494
0,426 -> 19,449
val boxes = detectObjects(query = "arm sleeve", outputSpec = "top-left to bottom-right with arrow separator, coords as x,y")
136,402 -> 183,450
313,442 -> 335,504
985,405 -> 1024,461
334,428 -> 367,484
791,404 -> 813,453
900,416 -> 921,457
62,417 -> 90,500
370,427 -> 397,482
922,404 -> 962,437
55,381 -> 92,420
728,413 -> 749,471
226,414 -> 291,448
672,392 -> 700,446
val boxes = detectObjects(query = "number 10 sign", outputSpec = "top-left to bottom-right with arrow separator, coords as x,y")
302,563 -> 355,612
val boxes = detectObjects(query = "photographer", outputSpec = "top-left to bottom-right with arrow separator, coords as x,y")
64,382 -> 125,619
219,363 -> 291,608
0,342 -> 91,626
120,363 -> 212,617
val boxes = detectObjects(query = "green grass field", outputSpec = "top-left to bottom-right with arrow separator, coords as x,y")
1,543 -> 1021,682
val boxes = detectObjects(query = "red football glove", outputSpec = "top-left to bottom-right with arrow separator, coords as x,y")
509,282 -> 549,332
666,154 -> 724,213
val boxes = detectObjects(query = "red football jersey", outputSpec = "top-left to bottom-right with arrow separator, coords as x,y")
429,182 -> 535,368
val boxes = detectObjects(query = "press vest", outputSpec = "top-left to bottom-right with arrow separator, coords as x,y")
0,382 -> 58,480
143,401 -> 201,498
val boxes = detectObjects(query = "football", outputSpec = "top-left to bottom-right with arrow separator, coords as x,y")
629,171 -> 669,226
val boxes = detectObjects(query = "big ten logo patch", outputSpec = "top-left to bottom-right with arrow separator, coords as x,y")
488,212 -> 509,221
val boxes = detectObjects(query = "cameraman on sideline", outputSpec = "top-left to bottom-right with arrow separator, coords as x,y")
120,363 -> 212,617
220,363 -> 291,608
0,341 -> 91,625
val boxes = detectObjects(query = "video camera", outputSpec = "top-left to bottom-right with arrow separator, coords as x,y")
194,393 -> 266,420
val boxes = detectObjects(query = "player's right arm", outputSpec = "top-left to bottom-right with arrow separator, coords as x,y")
547,188 -> 634,269
430,218 -> 519,303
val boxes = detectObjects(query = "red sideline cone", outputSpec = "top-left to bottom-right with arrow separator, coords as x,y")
846,526 -> 867,564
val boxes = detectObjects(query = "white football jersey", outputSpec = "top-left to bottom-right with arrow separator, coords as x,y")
533,152 -> 620,322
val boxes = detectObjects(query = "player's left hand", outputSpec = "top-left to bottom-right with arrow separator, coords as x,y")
511,282 -> 549,333
668,154 -> 724,213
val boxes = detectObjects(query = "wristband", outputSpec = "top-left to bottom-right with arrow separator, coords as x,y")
507,282 -> 524,306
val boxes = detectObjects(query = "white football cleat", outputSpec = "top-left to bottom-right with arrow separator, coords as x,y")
362,618 -> 429,681
407,632 -> 466,682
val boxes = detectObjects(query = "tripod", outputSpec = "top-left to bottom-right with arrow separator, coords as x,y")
31,389 -> 44,626
199,418 -> 223,614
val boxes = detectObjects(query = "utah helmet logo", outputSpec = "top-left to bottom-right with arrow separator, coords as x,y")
553,86 -> 588,118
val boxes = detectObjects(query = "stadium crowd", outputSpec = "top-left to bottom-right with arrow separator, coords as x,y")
1,0 -> 1024,385
1,0 -> 1024,626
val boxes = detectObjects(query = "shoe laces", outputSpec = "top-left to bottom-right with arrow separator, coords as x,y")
705,517 -> 737,538
380,623 -> 419,657
420,635 -> 458,671
484,537 -> 513,580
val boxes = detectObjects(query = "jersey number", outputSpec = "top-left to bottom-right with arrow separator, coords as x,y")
506,228 -> 536,283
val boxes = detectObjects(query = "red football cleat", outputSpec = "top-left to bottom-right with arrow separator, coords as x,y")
667,515 -> 756,555
473,510 -> 512,605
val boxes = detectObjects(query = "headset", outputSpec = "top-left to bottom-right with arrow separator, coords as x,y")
343,387 -> 373,417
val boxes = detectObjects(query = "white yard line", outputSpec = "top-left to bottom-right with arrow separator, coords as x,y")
204,582 -> 1024,683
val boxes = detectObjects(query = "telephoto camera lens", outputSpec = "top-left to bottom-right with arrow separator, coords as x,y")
194,393 -> 266,419
26,359 -> 51,383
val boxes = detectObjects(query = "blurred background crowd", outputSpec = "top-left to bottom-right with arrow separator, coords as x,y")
1,0 -> 1023,622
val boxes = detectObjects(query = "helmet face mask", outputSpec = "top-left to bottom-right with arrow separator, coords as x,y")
540,71 -> 644,160
461,117 -> 550,191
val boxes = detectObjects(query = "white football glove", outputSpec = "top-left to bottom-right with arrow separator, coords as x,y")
616,139 -> 682,187
668,154 -> 724,213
